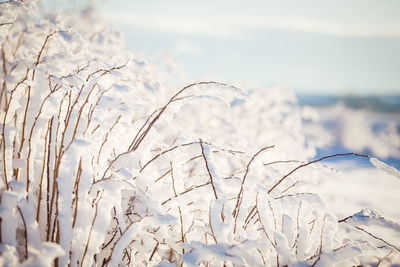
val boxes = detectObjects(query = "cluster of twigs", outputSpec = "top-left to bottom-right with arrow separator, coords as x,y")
0,27 -> 129,261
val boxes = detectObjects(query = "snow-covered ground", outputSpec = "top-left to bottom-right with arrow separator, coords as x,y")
303,102 -> 400,224
316,161 -> 400,222
314,104 -> 400,166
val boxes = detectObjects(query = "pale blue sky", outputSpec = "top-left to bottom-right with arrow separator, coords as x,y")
42,0 -> 400,95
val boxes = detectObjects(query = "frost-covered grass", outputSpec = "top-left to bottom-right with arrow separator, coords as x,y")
1,1 -> 400,266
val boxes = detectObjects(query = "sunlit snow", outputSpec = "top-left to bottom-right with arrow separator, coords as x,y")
0,1 -> 399,266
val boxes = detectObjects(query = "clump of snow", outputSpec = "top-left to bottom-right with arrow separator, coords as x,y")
370,157 -> 400,180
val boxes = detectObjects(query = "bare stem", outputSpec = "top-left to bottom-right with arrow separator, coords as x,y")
339,218 -> 400,253
199,139 -> 218,200
268,153 -> 370,195
17,206 -> 28,259
81,190 -> 103,266
233,145 -> 274,233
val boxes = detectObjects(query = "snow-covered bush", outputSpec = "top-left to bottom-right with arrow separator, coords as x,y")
1,2 -> 399,266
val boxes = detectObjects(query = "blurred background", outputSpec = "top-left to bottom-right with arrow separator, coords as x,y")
41,0 -> 400,94
38,0 -> 400,168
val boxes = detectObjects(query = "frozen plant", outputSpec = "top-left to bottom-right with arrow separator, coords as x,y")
1,2 -> 400,266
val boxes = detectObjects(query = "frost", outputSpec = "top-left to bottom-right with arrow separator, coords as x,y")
0,1 -> 399,266
370,157 -> 400,180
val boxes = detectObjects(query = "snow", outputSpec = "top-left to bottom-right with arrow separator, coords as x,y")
370,157 -> 400,180
315,104 -> 400,160
315,162 -> 400,223
0,1 -> 399,266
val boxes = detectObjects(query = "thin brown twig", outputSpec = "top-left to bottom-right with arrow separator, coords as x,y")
81,190 -> 103,266
53,90 -> 73,180
338,219 -> 400,253
309,219 -> 317,235
12,31 -> 24,59
72,158 -> 82,228
154,169 -> 171,183
268,153 -> 370,194
148,242 -> 159,262
332,241 -> 367,252
34,31 -> 61,75
36,120 -> 51,222
1,68 -> 29,189
243,207 -> 258,230
96,115 -> 121,164
16,85 -> 31,175
377,249 -> 395,266
311,215 -> 327,266
86,61 -> 128,82
292,201 -> 302,255
184,155 -> 202,164
255,191 -> 276,248
281,181 -> 299,194
232,145 -> 274,233
199,139 -> 218,199
161,181 -> 211,205
268,201 -> 277,232
257,248 -> 266,265
0,22 -> 12,27
1,46 -> 8,110
264,160 -> 300,166
83,87 -> 111,136
140,141 -> 196,173
17,206 -> 28,259
46,117 -> 54,239
170,161 -> 178,197
59,62 -> 90,80
47,178 -> 58,242
178,206 -> 185,252
274,192 -> 318,200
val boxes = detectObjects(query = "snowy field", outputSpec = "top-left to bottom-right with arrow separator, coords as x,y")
1,2 -> 400,266
317,163 -> 400,222
297,100 -> 400,223
301,101 -> 400,225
